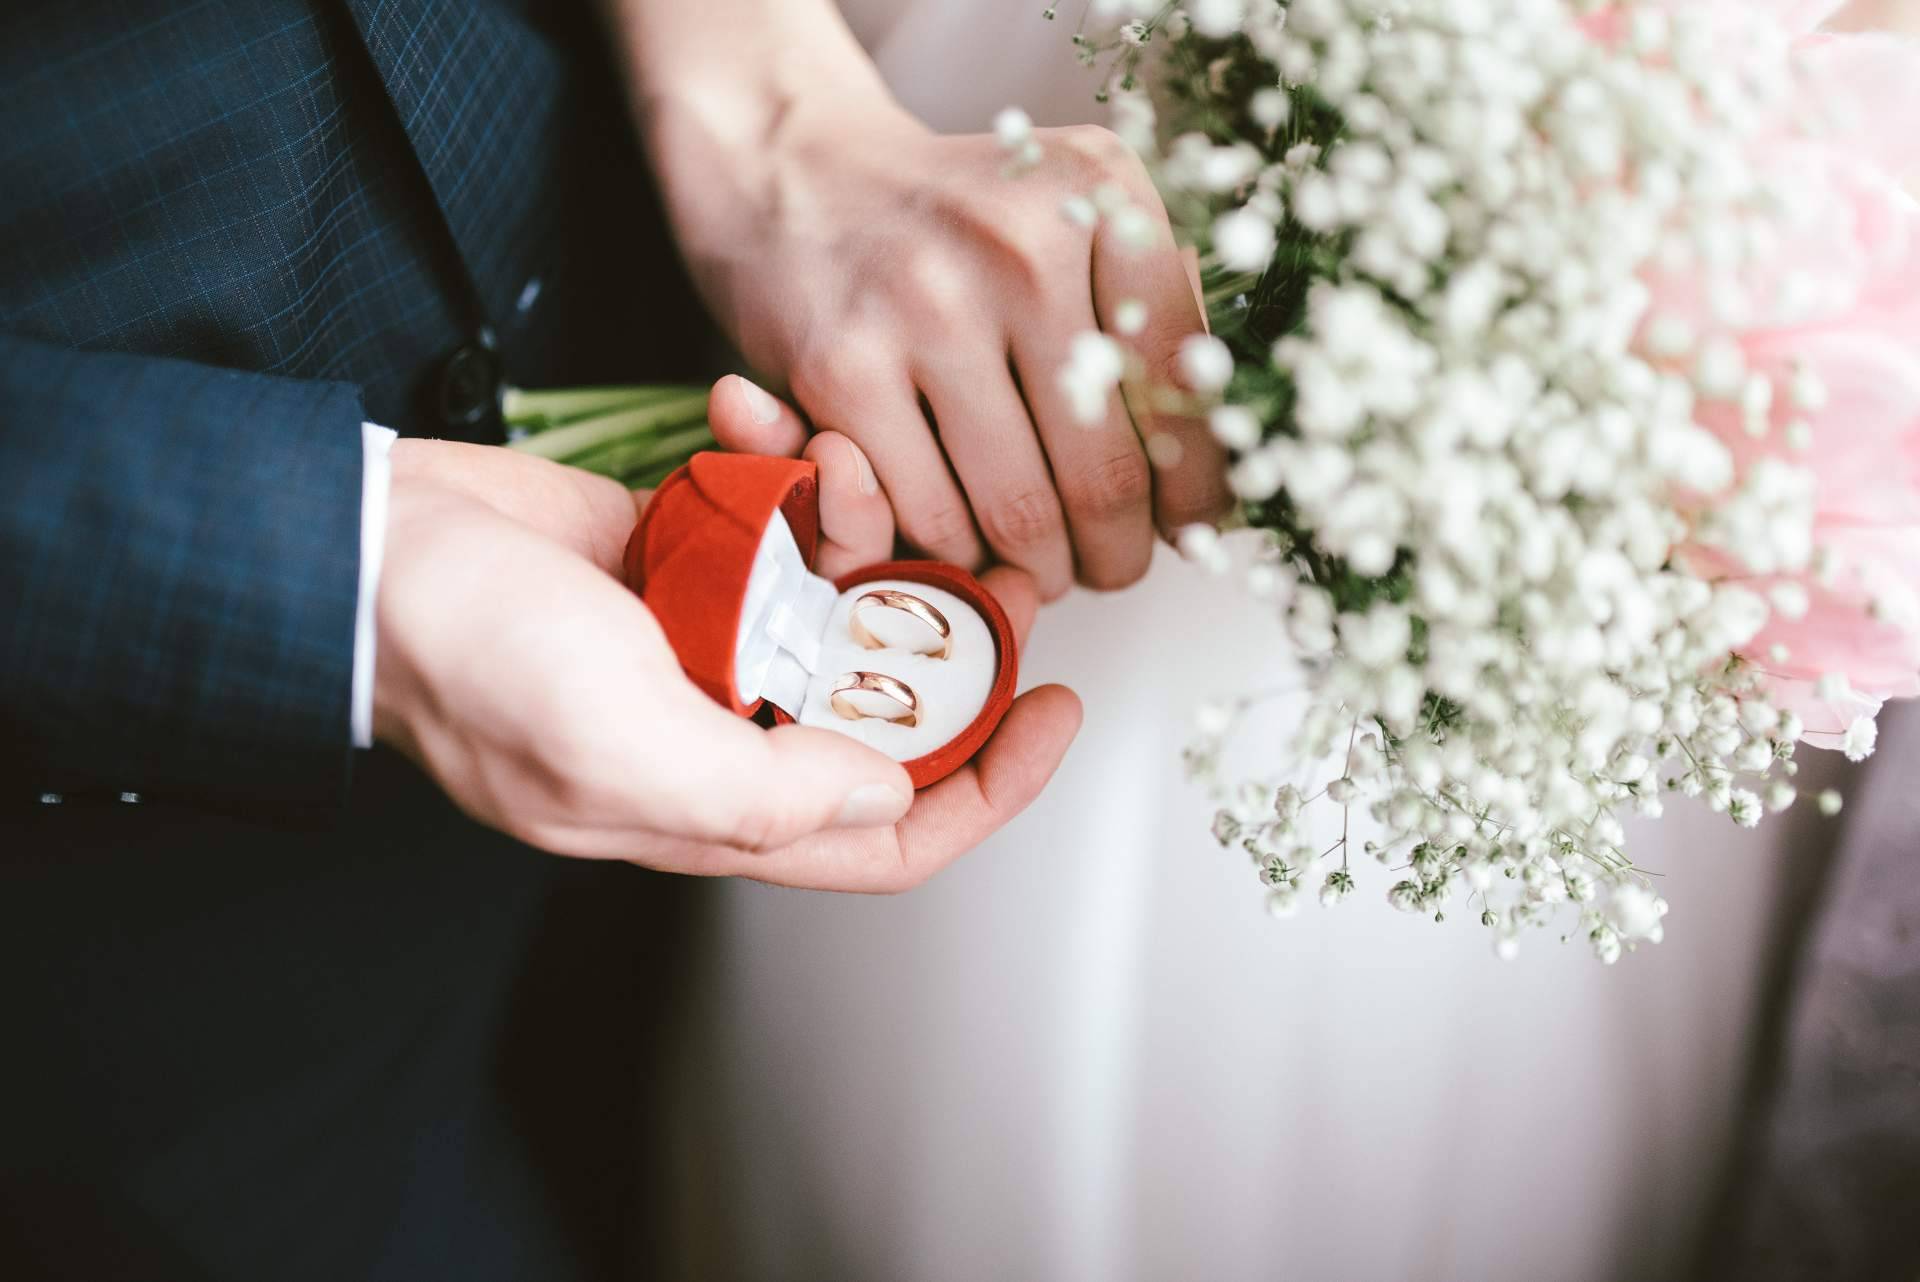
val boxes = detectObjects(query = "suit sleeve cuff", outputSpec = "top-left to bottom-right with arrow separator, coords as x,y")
352,423 -> 398,750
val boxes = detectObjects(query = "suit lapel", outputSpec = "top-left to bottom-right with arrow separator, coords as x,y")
342,0 -> 565,323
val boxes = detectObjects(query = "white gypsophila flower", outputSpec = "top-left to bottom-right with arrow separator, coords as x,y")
1109,89 -> 1157,153
1213,206 -> 1279,271
1609,883 -> 1669,944
1591,926 -> 1624,965
1843,715 -> 1878,762
1250,87 -> 1289,130
993,106 -> 1032,151
1178,334 -> 1235,395
1066,0 -> 1867,960
1112,298 -> 1148,336
1058,331 -> 1125,425
1209,404 -> 1263,451
1187,0 -> 1248,39
1178,523 -> 1231,574
1089,0 -> 1159,21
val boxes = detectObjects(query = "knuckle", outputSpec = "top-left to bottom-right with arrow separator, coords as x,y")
901,250 -> 974,330
524,720 -> 607,812
1067,123 -> 1131,168
705,740 -> 799,853
906,501 -> 980,560
791,344 -> 886,411
982,487 -> 1065,550
719,797 -> 792,854
1004,234 -> 1081,308
1069,125 -> 1153,189
974,198 -> 1077,286
1065,450 -> 1153,521
1140,319 -> 1202,378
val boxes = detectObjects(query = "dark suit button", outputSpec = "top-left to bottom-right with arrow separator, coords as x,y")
437,341 -> 501,429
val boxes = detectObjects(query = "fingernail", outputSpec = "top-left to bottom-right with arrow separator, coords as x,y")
835,783 -> 911,829
736,375 -> 781,425
847,439 -> 879,495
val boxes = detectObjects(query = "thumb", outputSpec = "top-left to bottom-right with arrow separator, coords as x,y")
708,373 -> 810,458
661,695 -> 915,853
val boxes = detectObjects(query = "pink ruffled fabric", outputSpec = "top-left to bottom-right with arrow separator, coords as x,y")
1645,4 -> 1920,740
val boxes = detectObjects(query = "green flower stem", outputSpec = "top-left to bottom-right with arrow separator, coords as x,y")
557,422 -> 714,486
1203,271 -> 1264,309
505,392 -> 710,461
502,384 -> 703,430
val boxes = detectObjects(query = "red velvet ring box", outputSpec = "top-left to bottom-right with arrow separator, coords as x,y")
622,451 -> 1018,789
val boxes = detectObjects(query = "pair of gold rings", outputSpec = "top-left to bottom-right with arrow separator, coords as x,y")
829,590 -> 953,728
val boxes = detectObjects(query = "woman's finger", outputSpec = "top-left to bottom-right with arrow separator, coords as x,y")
706,373 -> 810,458
977,563 -> 1040,649
803,372 -> 987,571
805,431 -> 895,578
1091,220 -> 1234,536
1013,313 -> 1156,592
919,358 -> 1075,600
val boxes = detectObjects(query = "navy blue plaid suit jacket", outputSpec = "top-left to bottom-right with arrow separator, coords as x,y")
2,0 -> 704,809
0,2 -> 709,1276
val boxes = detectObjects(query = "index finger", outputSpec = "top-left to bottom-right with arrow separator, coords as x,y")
805,431 -> 895,578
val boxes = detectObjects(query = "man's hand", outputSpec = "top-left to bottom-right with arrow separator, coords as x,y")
370,404 -> 1080,891
605,0 -> 1232,601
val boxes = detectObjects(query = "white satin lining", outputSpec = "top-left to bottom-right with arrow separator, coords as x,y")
734,510 -> 840,712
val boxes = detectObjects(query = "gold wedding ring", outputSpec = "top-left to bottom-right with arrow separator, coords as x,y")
848,589 -> 952,660
829,671 -> 920,727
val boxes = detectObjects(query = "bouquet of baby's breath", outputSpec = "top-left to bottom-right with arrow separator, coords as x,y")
1028,0 -> 1920,959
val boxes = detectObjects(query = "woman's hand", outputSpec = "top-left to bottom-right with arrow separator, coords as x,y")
605,0 -> 1231,600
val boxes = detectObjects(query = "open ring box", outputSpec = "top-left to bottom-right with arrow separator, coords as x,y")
622,452 -> 1019,789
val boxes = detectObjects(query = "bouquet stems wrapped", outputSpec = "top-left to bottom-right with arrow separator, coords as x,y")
503,384 -> 712,490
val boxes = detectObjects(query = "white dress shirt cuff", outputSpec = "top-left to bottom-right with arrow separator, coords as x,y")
352,422 -> 398,750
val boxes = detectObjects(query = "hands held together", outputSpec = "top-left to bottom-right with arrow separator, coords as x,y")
377,22 -> 1224,888
683,110 -> 1231,599
373,382 -> 1080,893
617,0 -> 1230,600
